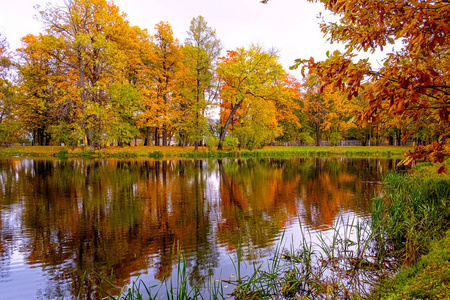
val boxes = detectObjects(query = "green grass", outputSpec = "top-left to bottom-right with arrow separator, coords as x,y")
86,247 -> 224,300
371,163 -> 450,264
366,162 -> 450,299
0,145 -> 411,159
371,229 -> 450,300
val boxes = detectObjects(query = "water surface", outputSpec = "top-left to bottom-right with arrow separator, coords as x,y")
0,157 -> 397,299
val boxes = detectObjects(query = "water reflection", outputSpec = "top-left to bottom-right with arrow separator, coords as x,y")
0,157 -> 396,299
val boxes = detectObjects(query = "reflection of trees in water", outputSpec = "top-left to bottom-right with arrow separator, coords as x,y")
0,157 -> 395,298
0,159 -> 223,298
217,159 -> 300,262
293,158 -> 395,229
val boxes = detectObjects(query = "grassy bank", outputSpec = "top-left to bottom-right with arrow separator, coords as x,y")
368,163 -> 450,299
0,145 -> 411,159
371,229 -> 450,299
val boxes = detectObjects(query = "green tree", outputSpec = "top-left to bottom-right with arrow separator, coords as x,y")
107,83 -> 142,146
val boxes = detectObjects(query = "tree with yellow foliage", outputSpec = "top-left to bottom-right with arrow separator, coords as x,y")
217,45 -> 300,149
36,0 -> 140,149
0,34 -> 23,146
138,22 -> 185,146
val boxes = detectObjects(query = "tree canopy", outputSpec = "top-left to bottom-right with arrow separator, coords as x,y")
0,0 -> 448,153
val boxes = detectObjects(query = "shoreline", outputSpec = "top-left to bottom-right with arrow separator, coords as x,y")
0,145 -> 412,159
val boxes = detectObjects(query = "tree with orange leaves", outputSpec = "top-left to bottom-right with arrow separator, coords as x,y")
34,0 -> 141,149
16,34 -> 75,145
0,34 -> 13,122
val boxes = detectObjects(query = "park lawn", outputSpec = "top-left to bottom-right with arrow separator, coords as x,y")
0,145 -> 412,158
256,145 -> 410,156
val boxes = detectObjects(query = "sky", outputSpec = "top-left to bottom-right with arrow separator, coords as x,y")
0,0 -> 389,78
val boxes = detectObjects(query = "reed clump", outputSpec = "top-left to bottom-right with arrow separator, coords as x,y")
230,218 -> 390,299
87,248 -> 224,300
233,163 -> 450,299
371,163 -> 450,264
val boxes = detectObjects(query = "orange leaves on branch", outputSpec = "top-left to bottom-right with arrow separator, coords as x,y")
297,51 -> 369,103
291,0 -> 449,167
401,142 -> 449,173
218,50 -> 238,64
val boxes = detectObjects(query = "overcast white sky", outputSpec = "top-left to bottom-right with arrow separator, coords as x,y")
0,0 -> 389,78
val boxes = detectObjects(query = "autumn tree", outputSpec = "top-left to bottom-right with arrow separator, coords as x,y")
138,22 -> 185,146
16,34 -> 70,145
301,77 -> 328,146
35,0 -> 140,149
107,83 -> 142,146
216,45 -> 299,150
231,74 -> 301,149
0,33 -> 11,83
0,34 -> 21,146
0,34 -> 13,123
275,75 -> 314,145
183,16 -> 222,150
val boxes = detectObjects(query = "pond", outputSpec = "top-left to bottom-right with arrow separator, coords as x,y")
0,157 -> 399,299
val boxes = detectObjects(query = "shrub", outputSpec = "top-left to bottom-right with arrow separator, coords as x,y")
149,151 -> 164,159
55,150 -> 69,158
205,134 -> 219,151
223,136 -> 239,150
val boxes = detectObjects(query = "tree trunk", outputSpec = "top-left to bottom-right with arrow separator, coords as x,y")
144,127 -> 151,146
86,127 -> 94,150
389,134 -> 394,146
154,127 -> 159,146
45,133 -> 51,146
162,126 -> 167,146
36,129 -> 45,146
315,123 -> 322,146
194,64 -> 201,152
218,100 -> 243,150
